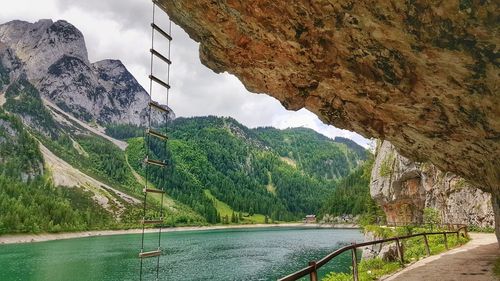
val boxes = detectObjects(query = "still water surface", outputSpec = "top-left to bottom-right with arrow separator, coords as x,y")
0,227 -> 363,281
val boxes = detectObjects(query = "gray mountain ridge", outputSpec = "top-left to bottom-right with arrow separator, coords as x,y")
0,19 -> 173,126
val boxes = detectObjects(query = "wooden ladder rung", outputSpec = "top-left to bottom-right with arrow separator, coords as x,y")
151,23 -> 172,41
141,218 -> 163,224
139,249 -> 161,258
149,101 -> 169,113
149,74 -> 170,89
150,49 -> 171,65
144,157 -> 167,167
143,188 -> 165,194
146,128 -> 168,141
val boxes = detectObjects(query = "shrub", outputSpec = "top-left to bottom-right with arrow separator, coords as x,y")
423,208 -> 441,226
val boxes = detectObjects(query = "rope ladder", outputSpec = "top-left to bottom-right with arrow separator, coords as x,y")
139,1 -> 173,280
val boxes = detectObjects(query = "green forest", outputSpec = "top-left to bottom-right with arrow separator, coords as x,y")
0,107 -> 113,234
0,79 -> 379,234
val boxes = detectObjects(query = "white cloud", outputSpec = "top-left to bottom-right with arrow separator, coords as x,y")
0,0 -> 371,148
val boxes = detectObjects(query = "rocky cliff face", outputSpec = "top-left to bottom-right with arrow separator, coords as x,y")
371,141 -> 494,228
156,0 -> 498,195
0,19 -> 172,125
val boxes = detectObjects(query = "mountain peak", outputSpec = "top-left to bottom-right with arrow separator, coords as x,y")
0,18 -> 88,80
0,18 -> 171,126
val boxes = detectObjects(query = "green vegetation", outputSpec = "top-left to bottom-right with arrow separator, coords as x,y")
324,258 -> 400,281
468,225 -> 495,233
323,225 -> 469,281
204,189 -> 266,224
320,157 -> 385,224
5,79 -> 140,194
423,207 -> 441,226
0,108 -> 42,180
379,151 -> 394,177
105,123 -> 144,139
0,108 -> 113,234
494,257 -> 500,278
0,176 -> 114,234
118,116 -> 374,224
255,127 -> 367,180
4,79 -> 58,136
1,80 -> 374,232
0,62 -> 10,89
1,80 -> 203,231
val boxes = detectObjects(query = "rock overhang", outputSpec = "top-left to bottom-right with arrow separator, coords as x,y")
156,0 -> 499,192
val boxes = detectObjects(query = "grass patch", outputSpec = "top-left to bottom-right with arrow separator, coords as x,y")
494,257 -> 500,277
204,189 -> 267,224
323,225 -> 470,281
324,258 -> 400,281
379,152 -> 394,177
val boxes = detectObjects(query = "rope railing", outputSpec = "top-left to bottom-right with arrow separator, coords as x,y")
278,224 -> 468,281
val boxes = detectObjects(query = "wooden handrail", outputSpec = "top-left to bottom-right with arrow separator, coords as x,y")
278,225 -> 468,281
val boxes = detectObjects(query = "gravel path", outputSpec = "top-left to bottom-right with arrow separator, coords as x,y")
384,233 -> 499,281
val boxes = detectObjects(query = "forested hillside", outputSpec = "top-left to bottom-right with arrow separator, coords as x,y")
0,83 -> 376,231
0,79 -> 204,232
319,156 -> 384,224
110,116 -> 372,222
0,81 -> 375,232
0,107 -> 113,234
255,127 -> 367,180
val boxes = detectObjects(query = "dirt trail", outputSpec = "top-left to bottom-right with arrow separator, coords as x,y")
384,233 -> 499,281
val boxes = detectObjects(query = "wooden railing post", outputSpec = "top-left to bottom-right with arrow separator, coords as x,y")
395,238 -> 404,266
308,261 -> 318,281
351,243 -> 359,281
423,234 -> 431,256
444,233 -> 448,250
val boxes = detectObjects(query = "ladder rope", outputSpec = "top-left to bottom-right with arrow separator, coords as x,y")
140,1 -> 172,280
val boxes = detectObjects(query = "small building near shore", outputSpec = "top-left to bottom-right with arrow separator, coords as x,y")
304,215 -> 316,223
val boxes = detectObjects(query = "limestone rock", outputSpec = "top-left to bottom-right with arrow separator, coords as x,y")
0,19 -> 88,81
361,231 -> 398,262
371,140 -> 494,228
378,243 -> 398,262
156,0 -> 499,192
0,19 -> 173,126
370,141 -> 426,223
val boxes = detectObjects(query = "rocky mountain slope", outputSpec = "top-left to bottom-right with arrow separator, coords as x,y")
0,19 -> 172,126
371,141 -> 494,228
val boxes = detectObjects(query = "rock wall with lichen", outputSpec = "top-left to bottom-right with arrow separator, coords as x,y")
157,0 -> 499,195
371,141 -> 494,228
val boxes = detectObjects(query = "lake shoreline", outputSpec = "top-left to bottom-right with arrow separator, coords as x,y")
0,223 -> 359,245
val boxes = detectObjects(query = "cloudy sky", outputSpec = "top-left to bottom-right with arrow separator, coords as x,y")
1,0 -> 371,148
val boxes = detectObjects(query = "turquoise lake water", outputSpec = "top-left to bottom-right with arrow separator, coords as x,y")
0,227 -> 363,281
